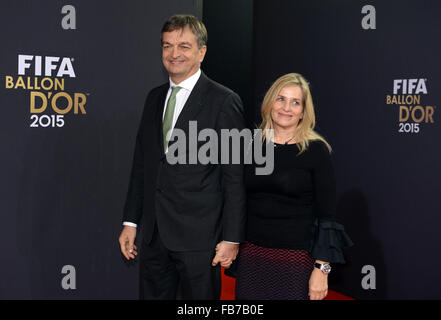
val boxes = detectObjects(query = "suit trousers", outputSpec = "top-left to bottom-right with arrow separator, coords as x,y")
139,223 -> 221,300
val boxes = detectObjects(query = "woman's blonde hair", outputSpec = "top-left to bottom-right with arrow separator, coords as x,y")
259,73 -> 332,154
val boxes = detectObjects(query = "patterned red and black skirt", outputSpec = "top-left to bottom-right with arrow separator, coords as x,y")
235,241 -> 315,300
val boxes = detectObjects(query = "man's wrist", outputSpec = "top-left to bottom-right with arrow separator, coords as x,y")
123,221 -> 137,228
223,240 -> 239,245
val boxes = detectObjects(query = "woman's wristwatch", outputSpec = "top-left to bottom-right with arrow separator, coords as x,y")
314,262 -> 332,274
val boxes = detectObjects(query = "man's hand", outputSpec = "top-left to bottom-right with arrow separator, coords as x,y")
119,226 -> 138,260
211,241 -> 239,268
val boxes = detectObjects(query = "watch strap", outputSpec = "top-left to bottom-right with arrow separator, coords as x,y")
314,262 -> 331,273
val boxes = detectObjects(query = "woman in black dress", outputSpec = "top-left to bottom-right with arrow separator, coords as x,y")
234,73 -> 353,300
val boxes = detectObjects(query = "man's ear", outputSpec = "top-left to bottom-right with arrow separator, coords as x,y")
199,45 -> 207,63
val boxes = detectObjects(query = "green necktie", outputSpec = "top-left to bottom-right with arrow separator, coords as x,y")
163,86 -> 182,152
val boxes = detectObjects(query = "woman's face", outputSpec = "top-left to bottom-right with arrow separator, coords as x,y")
270,85 -> 304,130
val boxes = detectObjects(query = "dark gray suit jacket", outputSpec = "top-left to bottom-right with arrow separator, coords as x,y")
123,72 -> 246,251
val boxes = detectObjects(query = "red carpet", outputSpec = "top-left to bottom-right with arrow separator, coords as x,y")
220,267 -> 355,300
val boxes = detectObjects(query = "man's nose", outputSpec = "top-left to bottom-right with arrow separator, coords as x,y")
171,46 -> 180,59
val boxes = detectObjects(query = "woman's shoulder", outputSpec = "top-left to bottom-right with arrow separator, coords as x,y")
305,139 -> 331,154
302,139 -> 333,165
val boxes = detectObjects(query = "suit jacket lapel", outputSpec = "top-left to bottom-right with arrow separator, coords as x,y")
173,72 -> 209,132
154,84 -> 169,155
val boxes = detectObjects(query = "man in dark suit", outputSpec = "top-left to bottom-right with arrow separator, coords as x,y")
118,14 -> 246,299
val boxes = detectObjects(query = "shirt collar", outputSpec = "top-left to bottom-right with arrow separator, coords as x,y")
169,69 -> 201,92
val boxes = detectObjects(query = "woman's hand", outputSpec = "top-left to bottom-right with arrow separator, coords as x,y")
308,267 -> 328,300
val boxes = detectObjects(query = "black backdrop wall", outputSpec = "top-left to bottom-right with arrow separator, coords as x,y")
202,0 -> 254,128
0,0 -> 197,299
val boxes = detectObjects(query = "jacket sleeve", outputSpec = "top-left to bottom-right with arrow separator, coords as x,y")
121,94 -> 150,225
216,92 -> 247,243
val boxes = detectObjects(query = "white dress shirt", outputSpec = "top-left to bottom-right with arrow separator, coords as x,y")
162,68 -> 201,153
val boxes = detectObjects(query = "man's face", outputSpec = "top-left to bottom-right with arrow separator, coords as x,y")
161,26 -> 207,83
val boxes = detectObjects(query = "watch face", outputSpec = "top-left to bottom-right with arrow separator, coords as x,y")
322,264 -> 331,274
